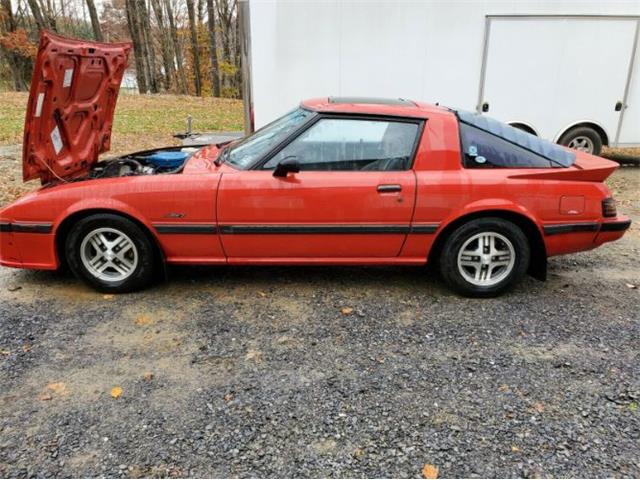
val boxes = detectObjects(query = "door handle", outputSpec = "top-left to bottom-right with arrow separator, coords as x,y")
481,102 -> 489,113
615,101 -> 624,112
377,184 -> 402,193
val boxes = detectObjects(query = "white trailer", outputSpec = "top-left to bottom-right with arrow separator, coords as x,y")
238,0 -> 640,155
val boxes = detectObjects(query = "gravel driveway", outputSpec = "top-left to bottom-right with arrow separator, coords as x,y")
0,168 -> 638,478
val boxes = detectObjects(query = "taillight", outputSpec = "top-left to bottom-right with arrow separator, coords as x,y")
602,198 -> 617,218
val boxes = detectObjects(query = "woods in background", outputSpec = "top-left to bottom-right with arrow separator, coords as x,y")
0,0 -> 242,97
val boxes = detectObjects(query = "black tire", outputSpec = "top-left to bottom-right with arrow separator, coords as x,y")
439,218 -> 530,297
65,214 -> 157,293
558,126 -> 603,156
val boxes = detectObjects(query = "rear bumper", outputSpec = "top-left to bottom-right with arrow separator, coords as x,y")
594,217 -> 632,247
543,217 -> 631,256
599,218 -> 631,232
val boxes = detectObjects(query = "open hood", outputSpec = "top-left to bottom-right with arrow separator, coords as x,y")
23,31 -> 131,183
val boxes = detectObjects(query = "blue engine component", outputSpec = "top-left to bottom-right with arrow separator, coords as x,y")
146,150 -> 190,169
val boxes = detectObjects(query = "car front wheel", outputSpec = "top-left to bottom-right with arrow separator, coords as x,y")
65,214 -> 156,293
439,218 -> 530,297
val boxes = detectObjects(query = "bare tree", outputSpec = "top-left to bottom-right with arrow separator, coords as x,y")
0,0 -> 28,90
25,0 -> 47,29
206,0 -> 220,96
138,0 -> 158,92
185,0 -> 201,96
125,0 -> 148,92
85,0 -> 103,40
164,0 -> 187,94
196,0 -> 204,24
40,0 -> 56,30
215,0 -> 235,91
149,0 -> 174,90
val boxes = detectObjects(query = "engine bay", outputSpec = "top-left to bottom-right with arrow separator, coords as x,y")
88,146 -> 203,179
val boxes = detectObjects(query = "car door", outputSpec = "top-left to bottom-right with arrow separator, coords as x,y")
217,115 -> 421,260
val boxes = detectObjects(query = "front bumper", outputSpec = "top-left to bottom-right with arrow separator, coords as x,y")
0,221 -> 58,270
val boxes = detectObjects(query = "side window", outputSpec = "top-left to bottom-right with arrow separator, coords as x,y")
262,118 -> 419,171
460,122 -> 553,168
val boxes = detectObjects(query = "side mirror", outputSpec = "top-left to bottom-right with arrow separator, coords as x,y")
273,157 -> 300,178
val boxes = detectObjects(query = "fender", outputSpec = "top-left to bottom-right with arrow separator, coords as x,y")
51,199 -> 166,269
438,198 -> 542,234
553,119 -> 610,145
428,199 -> 547,281
52,197 -> 156,236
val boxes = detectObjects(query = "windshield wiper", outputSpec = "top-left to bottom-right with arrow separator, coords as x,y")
213,144 -> 232,166
215,139 -> 234,148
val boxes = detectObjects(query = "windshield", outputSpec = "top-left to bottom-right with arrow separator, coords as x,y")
225,108 -> 315,169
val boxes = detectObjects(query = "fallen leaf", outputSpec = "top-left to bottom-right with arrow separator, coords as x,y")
245,349 -> 263,362
531,402 -> 545,413
111,386 -> 123,399
276,335 -> 293,345
224,392 -> 235,402
47,382 -> 69,396
340,307 -> 353,315
498,384 -> 510,392
629,402 -> 638,412
39,394 -> 52,401
103,294 -> 114,300
257,291 -> 267,297
47,382 -> 68,395
511,445 -> 522,453
422,463 -> 439,479
352,447 -> 365,459
0,350 -> 10,356
22,344 -> 31,353
143,372 -> 154,381
625,283 -> 637,289
135,314 -> 153,326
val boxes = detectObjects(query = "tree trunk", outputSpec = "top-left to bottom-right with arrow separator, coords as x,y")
138,0 -> 158,92
149,0 -> 173,91
234,3 -> 241,97
197,0 -> 204,25
206,0 -> 220,96
25,0 -> 47,29
85,0 -> 103,41
0,0 -> 28,90
164,0 -> 187,94
125,0 -> 148,93
40,0 -> 56,30
186,0 -> 202,96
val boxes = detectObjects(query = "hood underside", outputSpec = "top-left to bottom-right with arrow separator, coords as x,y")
23,31 -> 131,183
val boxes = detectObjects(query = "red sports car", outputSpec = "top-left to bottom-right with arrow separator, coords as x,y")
0,32 -> 631,296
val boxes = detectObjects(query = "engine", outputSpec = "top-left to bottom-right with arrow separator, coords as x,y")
89,147 -> 202,179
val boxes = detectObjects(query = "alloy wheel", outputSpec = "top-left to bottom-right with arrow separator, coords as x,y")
456,231 -> 516,287
80,227 -> 138,282
567,136 -> 595,153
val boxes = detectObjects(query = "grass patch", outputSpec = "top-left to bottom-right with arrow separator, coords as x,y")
0,92 -> 244,151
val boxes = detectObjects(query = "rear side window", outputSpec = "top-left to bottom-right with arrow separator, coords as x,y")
460,122 -> 554,168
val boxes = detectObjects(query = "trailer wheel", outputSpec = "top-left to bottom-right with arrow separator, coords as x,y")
559,126 -> 603,156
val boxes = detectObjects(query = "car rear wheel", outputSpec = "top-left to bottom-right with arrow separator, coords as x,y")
558,126 -> 603,156
65,214 -> 156,293
439,218 -> 530,297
